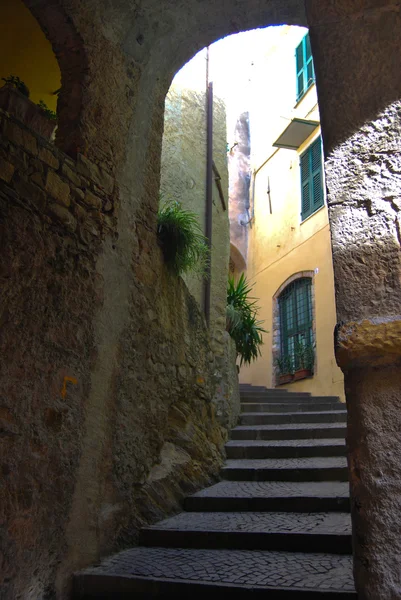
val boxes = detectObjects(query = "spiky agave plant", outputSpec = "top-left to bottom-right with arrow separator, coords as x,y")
157,199 -> 210,277
226,273 -> 267,366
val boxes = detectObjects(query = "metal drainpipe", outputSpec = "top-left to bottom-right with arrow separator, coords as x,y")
204,51 -> 213,325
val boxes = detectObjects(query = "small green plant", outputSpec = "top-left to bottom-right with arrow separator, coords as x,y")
275,354 -> 293,375
294,339 -> 314,372
2,75 -> 30,97
157,198 -> 210,277
226,274 -> 267,366
37,100 -> 57,121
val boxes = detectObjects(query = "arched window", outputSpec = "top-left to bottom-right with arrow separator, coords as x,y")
278,277 -> 313,370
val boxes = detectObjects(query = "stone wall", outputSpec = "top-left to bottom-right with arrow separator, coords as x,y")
0,106 -> 235,599
160,69 -> 230,359
4,0 -> 401,599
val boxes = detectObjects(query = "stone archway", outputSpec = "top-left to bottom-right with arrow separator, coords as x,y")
22,0 -> 88,157
2,1 -> 401,599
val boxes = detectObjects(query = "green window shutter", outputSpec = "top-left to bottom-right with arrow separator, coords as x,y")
310,137 -> 324,210
300,151 -> 311,219
305,34 -> 315,88
295,33 -> 315,102
300,136 -> 324,220
296,40 -> 305,101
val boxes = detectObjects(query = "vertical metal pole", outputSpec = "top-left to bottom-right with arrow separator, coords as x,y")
204,48 -> 213,325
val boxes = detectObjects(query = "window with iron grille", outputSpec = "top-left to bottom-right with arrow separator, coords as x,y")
296,33 -> 315,102
279,278 -> 313,370
300,136 -> 324,221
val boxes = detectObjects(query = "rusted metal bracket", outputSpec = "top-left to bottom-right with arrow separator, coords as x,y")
212,160 -> 227,211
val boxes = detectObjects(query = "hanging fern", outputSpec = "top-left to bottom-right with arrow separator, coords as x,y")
157,199 -> 210,277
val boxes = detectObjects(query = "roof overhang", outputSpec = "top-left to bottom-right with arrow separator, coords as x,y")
273,118 -> 319,150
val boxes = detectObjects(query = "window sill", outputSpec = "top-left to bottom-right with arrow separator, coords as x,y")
300,203 -> 326,225
294,82 -> 316,109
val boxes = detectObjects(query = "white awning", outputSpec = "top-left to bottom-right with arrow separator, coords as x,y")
273,118 -> 319,150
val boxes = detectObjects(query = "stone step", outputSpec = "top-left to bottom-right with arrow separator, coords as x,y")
241,402 -> 344,413
241,390 -> 313,396
184,481 -> 350,513
74,547 -> 356,599
225,438 -> 346,459
231,423 -> 346,441
222,457 -> 348,482
241,394 -> 345,409
239,411 -> 347,426
139,511 -> 352,554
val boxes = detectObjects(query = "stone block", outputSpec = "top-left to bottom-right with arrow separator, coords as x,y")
38,147 -> 59,170
13,175 -> 47,212
30,172 -> 45,188
0,157 -> 14,183
84,191 -> 102,209
77,154 -> 114,194
48,203 -> 77,233
2,119 -> 37,155
62,162 -> 82,187
45,171 -> 70,207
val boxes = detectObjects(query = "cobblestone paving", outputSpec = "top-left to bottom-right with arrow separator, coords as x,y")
234,423 -> 346,431
148,511 -> 351,534
190,481 -> 350,499
242,402 -> 345,412
224,457 -> 347,469
75,386 -> 355,597
83,547 -> 355,591
226,438 -> 345,448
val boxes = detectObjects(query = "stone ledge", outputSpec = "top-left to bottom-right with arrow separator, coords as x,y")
335,316 -> 401,369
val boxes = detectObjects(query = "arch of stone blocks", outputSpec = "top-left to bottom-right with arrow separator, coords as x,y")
23,0 -> 88,158
2,1 -> 401,599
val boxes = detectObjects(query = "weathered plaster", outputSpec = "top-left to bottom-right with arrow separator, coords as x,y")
336,317 -> 401,369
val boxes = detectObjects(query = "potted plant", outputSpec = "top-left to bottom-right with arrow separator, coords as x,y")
275,354 -> 294,385
0,75 -> 57,141
293,340 -> 314,381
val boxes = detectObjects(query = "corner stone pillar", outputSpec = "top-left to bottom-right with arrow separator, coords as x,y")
306,1 -> 401,598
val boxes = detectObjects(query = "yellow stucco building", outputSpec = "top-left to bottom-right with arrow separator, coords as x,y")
236,26 -> 344,400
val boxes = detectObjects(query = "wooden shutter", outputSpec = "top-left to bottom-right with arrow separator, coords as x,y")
296,40 -> 304,100
296,34 -> 315,102
300,151 -> 311,219
300,136 -> 324,220
305,34 -> 315,87
311,137 -> 324,210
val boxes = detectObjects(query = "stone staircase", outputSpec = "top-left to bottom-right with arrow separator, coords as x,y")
74,384 -> 356,598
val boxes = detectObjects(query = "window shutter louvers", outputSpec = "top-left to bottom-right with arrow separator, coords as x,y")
295,34 -> 315,102
300,136 -> 324,220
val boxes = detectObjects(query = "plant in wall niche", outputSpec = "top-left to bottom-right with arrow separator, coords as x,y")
293,339 -> 314,380
0,77 -> 56,141
157,199 -> 210,277
1,75 -> 30,97
275,354 -> 294,385
226,274 -> 267,366
37,100 -> 57,121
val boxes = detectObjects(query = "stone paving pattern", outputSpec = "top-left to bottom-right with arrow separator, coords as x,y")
224,457 -> 347,469
234,423 -> 346,431
190,480 -> 350,499
82,547 -> 355,591
75,387 -> 355,597
226,438 -> 345,448
148,511 -> 351,534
